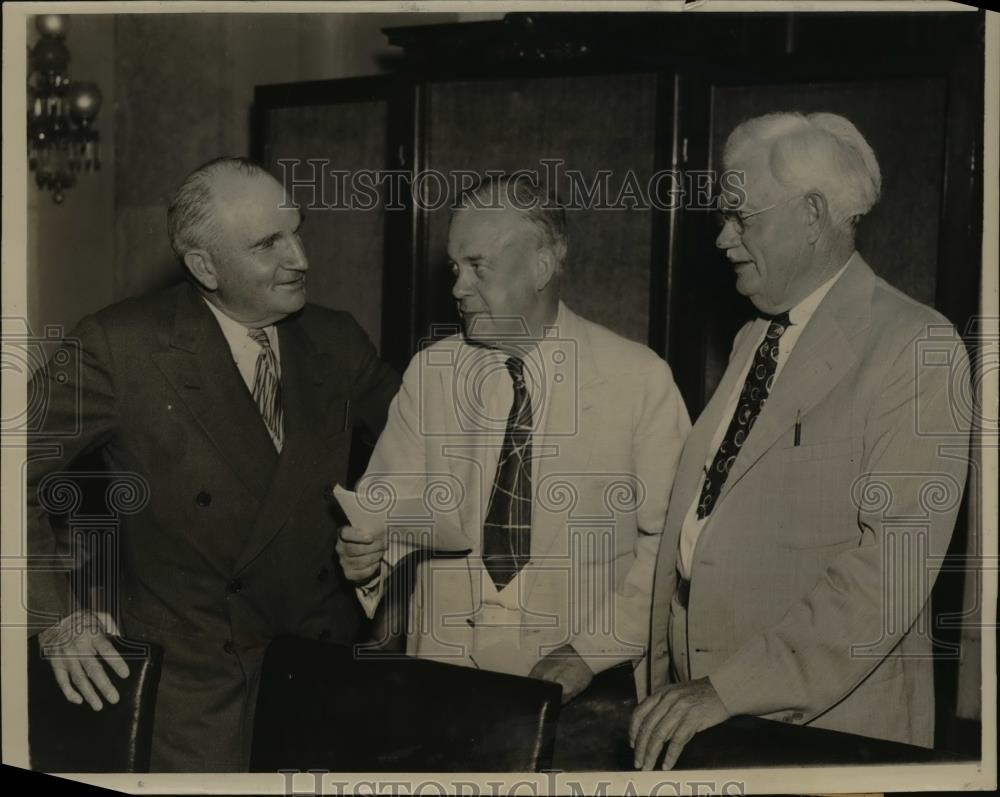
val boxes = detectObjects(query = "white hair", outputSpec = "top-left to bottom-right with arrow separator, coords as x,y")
723,112 -> 882,226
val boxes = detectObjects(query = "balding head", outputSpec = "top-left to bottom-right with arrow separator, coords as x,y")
168,157 -> 308,327
167,157 -> 271,258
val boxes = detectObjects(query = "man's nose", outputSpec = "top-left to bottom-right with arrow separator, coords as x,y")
284,235 -> 308,271
715,218 -> 741,250
451,267 -> 473,300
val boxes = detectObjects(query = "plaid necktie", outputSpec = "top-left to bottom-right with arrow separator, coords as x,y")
696,312 -> 790,519
482,356 -> 533,590
248,327 -> 284,452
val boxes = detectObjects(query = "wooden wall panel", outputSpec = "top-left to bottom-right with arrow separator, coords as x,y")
113,15 -> 229,298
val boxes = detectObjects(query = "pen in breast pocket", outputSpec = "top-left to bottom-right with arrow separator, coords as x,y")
343,399 -> 351,432
794,410 -> 802,447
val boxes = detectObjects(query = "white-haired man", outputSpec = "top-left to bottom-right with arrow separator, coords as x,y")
631,112 -> 971,768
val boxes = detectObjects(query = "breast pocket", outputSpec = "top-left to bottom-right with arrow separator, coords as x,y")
781,436 -> 860,463
774,436 -> 864,549
324,396 -> 351,436
311,397 -> 353,477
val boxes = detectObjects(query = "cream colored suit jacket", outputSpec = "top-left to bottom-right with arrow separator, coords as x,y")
362,302 -> 690,685
649,255 -> 971,747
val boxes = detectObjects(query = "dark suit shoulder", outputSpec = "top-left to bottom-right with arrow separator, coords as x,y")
90,282 -> 187,337
294,303 -> 374,352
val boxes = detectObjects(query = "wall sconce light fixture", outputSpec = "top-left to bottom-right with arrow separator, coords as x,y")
27,15 -> 103,204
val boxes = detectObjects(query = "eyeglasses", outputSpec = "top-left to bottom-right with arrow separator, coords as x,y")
713,193 -> 803,235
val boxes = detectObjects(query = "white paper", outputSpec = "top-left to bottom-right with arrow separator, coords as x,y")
333,484 -> 471,567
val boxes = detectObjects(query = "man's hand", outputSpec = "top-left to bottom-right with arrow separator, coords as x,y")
629,676 -> 730,770
528,644 -> 594,704
335,525 -> 386,584
37,609 -> 130,711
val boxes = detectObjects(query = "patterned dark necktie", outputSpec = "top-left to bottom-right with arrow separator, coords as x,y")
696,313 -> 790,519
248,327 -> 284,452
482,356 -> 533,590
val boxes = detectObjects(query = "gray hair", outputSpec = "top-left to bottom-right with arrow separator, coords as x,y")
723,112 -> 882,226
454,173 -> 568,272
167,157 -> 268,257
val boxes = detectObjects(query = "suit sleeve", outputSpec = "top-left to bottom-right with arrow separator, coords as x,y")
708,328 -> 971,719
342,315 -> 401,437
352,351 -> 427,618
26,314 -> 118,631
573,359 -> 692,673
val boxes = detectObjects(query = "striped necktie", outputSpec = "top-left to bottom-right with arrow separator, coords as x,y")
482,356 -> 533,590
248,327 -> 284,452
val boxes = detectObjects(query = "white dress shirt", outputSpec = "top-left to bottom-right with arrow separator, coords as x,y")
677,255 -> 854,579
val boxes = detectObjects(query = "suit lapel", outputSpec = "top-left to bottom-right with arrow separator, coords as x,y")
711,255 -> 874,512
523,306 -> 599,597
235,316 -> 330,573
664,318 -> 766,539
151,284 -> 277,497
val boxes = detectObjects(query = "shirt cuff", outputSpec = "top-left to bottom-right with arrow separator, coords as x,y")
355,560 -> 388,620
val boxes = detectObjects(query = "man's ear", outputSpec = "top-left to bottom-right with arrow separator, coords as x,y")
803,191 -> 829,244
534,247 -> 557,292
183,250 -> 218,291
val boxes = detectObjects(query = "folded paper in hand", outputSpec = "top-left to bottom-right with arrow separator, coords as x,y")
333,484 -> 472,567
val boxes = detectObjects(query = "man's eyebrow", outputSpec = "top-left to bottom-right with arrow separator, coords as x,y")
250,213 -> 302,250
250,231 -> 281,250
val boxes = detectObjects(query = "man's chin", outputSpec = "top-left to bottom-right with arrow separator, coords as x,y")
461,327 -> 496,349
285,291 -> 307,313
734,268 -> 762,300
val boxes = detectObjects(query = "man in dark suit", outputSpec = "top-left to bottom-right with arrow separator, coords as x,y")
27,157 -> 400,771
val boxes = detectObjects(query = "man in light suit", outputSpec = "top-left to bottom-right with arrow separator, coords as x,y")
631,112 -> 971,769
337,175 -> 690,700
28,157 -> 400,771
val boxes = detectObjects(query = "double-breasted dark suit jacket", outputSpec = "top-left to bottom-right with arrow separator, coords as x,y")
27,281 -> 400,771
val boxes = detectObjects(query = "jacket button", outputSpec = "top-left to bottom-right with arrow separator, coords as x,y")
227,578 -> 243,595
195,491 -> 212,507
318,629 -> 331,642
223,640 -> 235,654
317,567 -> 329,582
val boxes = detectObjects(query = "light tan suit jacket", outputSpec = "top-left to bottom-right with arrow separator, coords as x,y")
649,255 -> 971,746
363,303 -> 690,682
